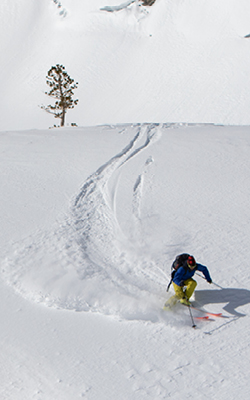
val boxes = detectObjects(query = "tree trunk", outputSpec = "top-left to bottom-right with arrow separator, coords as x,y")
61,107 -> 66,127
59,74 -> 66,127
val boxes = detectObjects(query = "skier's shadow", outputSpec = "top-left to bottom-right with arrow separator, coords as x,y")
194,288 -> 250,317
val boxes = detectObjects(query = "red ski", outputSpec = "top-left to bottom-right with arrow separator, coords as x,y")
190,305 -> 223,318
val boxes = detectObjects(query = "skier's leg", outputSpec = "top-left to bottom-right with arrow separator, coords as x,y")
184,278 -> 197,299
163,294 -> 179,309
173,282 -> 185,299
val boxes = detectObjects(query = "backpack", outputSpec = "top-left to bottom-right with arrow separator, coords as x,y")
166,253 -> 190,292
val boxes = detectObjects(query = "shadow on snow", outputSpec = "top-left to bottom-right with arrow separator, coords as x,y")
195,288 -> 250,317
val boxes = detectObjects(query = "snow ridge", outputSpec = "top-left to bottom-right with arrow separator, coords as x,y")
101,1 -> 136,13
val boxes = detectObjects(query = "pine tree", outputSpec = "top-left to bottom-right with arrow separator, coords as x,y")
41,64 -> 78,127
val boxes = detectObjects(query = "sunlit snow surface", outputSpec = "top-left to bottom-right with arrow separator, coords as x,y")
2,1 -> 250,398
2,123 -> 250,324
2,123 -> 250,399
2,125 -> 166,320
1,0 -> 250,130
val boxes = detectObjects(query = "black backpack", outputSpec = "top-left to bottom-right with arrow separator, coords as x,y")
167,253 -> 190,291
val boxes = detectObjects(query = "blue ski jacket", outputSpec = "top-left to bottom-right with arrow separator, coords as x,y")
173,263 -> 212,287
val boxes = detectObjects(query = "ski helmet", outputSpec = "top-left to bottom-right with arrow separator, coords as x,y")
187,255 -> 196,269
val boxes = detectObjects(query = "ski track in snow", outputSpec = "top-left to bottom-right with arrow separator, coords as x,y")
2,124 -> 170,321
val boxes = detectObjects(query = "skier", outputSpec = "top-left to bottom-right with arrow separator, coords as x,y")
165,254 -> 212,308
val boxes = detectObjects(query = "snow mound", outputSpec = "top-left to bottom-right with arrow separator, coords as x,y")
100,1 -> 136,13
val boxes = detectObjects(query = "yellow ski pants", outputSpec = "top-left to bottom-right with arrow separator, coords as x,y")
173,278 -> 197,300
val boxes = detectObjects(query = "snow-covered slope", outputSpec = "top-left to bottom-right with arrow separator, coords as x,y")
1,0 -> 250,130
1,124 -> 250,399
1,1 -> 250,399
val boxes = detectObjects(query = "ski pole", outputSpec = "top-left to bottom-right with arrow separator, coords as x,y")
188,305 -> 196,328
196,273 -> 223,289
211,281 -> 223,289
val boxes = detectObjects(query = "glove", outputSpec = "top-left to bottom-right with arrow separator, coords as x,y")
207,279 -> 212,284
180,280 -> 184,287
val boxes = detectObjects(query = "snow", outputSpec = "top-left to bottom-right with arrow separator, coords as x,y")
1,124 -> 250,399
101,0 -> 136,12
1,1 -> 250,399
1,0 -> 250,131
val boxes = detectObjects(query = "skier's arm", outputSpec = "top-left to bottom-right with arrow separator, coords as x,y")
173,267 -> 186,287
197,264 -> 212,283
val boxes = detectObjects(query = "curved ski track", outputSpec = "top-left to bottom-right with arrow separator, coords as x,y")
2,124 -> 168,320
